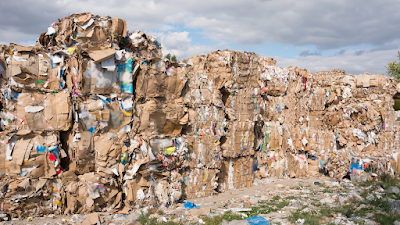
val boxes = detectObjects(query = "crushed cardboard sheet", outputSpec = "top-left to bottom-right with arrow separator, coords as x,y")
0,12 -> 399,218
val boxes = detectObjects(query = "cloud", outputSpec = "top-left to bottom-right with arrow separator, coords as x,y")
155,24 -> 176,32
299,50 -> 321,57
370,40 -> 400,52
354,50 -> 365,56
276,48 -> 399,75
151,31 -> 216,60
183,0 -> 400,49
0,0 -> 180,45
336,49 -> 346,55
0,0 -> 399,75
0,0 -> 399,51
0,27 -> 37,46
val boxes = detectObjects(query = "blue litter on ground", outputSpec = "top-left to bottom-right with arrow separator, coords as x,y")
184,201 -> 199,209
245,216 -> 270,225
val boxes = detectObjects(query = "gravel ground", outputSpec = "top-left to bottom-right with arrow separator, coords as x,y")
3,175 -> 400,225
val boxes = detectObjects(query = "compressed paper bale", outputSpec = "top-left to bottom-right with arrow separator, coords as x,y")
2,11 -> 400,217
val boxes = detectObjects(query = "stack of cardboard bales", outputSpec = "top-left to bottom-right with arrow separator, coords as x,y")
0,41 -> 72,217
0,12 -> 165,216
255,67 -> 399,179
0,12 -> 400,218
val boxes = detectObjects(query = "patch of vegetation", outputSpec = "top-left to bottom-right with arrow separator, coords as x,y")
367,197 -> 400,224
322,188 -> 332,193
222,211 -> 246,221
311,201 -> 321,207
286,195 -> 297,200
165,53 -> 178,62
201,214 -> 224,225
143,175 -> 400,225
374,213 -> 398,225
386,51 -> 400,82
272,195 -> 280,201
201,211 -> 244,225
319,206 -> 334,217
139,211 -> 151,225
243,196 -> 290,218
327,175 -> 400,224
288,211 -> 320,225
202,196 -> 290,224
379,174 -> 399,189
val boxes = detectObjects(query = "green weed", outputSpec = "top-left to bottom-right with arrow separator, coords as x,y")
201,211 -> 244,225
288,210 -> 320,225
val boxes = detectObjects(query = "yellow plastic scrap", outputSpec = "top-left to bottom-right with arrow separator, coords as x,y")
54,199 -> 62,207
203,169 -> 209,182
67,47 -> 76,55
165,146 -> 176,155
123,110 -> 133,116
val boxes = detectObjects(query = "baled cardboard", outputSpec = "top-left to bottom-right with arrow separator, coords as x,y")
88,48 -> 116,63
110,17 -> 125,35
5,65 -> 22,78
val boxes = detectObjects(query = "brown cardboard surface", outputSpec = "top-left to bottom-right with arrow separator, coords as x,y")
81,213 -> 102,225
12,136 -> 33,166
111,17 -> 124,35
88,48 -> 116,63
5,65 -> 22,78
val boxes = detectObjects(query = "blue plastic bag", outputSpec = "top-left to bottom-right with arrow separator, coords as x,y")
184,201 -> 199,209
245,216 -> 270,225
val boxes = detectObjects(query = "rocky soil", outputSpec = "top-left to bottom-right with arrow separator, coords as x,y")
3,175 -> 400,225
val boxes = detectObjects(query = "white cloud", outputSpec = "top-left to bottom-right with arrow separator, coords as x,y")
276,48 -> 399,75
183,0 -> 400,49
1,0 -> 399,50
0,27 -> 37,46
155,24 -> 176,32
0,0 -> 399,74
150,31 -> 216,60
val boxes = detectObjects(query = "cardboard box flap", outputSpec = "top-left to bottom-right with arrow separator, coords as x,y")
78,131 -> 94,158
111,17 -> 124,35
25,113 -> 46,131
15,45 -> 34,52
95,134 -> 114,156
21,61 -> 39,75
81,213 -> 103,225
0,57 -> 6,72
12,136 -> 33,166
76,13 -> 93,25
5,65 -> 22,78
5,160 -> 21,174
88,48 -> 115,63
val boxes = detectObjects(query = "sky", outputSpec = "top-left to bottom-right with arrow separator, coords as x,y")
0,0 -> 399,75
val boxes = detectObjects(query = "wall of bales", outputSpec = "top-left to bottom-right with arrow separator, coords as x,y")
0,12 -> 399,217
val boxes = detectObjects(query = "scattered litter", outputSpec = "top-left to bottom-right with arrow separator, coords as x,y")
184,201 -> 200,209
246,216 -> 270,225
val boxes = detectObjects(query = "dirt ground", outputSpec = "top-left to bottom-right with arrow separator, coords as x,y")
3,175 -> 400,225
